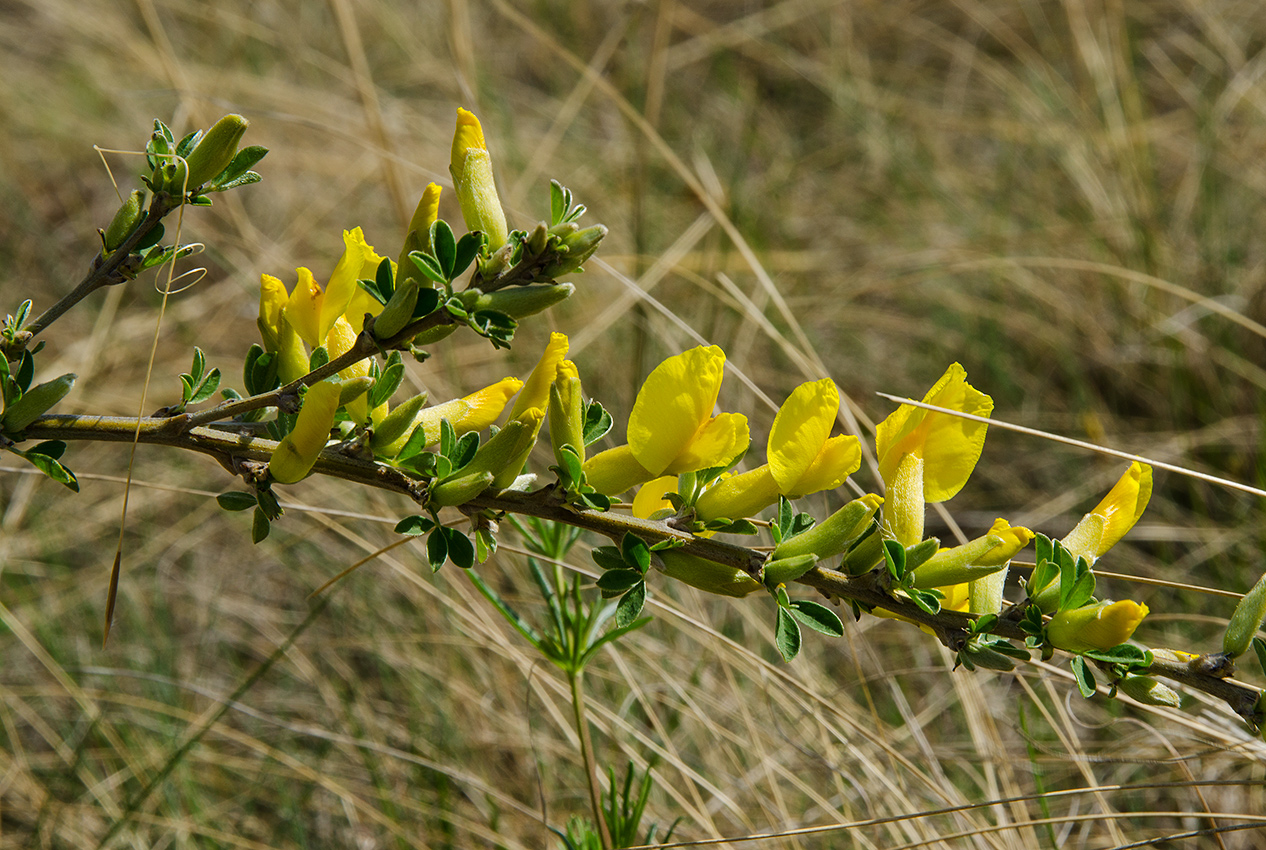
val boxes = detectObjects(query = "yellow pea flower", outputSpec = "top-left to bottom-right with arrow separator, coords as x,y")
450,108 -> 509,250
279,229 -> 383,348
258,274 -> 312,384
632,476 -> 679,519
876,363 -> 993,545
695,378 -> 860,520
549,360 -> 586,466
377,377 -> 524,458
1046,599 -> 1149,654
582,346 -> 749,495
510,332 -> 569,422
1061,461 -> 1153,565
268,381 -> 342,484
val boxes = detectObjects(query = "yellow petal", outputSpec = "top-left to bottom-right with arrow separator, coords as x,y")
410,183 -> 443,235
876,363 -> 992,503
283,267 -> 323,349
886,452 -> 925,547
1047,600 -> 1149,653
694,465 -> 780,521
937,582 -> 971,612
786,434 -> 861,498
258,274 -> 289,351
628,346 -> 726,475
451,107 -> 488,165
326,316 -> 372,421
321,228 -> 378,341
583,444 -> 655,495
450,110 -> 507,249
510,332 -> 569,421
632,476 -> 679,519
977,517 -> 1034,567
269,381 -> 342,484
343,284 -> 384,333
768,379 -> 837,492
664,412 -> 749,474
1092,462 -> 1152,556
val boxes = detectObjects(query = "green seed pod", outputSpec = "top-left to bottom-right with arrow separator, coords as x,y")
655,550 -> 762,598
1224,570 -> 1266,658
372,279 -> 421,342
370,392 -> 429,456
772,494 -> 882,561
102,190 -> 145,252
1116,674 -> 1182,707
183,114 -> 249,188
429,470 -> 495,508
2,373 -> 76,432
762,553 -> 819,588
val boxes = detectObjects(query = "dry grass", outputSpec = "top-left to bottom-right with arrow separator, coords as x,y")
2,0 -> 1266,847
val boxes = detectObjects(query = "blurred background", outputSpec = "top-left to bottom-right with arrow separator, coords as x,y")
2,0 -> 1265,846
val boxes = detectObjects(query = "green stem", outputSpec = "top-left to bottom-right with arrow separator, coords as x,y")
569,670 -> 612,850
16,413 -> 1266,727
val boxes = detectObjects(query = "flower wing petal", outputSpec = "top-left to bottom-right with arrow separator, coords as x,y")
769,379 -> 837,492
628,346 -> 726,474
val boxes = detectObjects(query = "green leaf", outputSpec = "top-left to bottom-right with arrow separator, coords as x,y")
426,527 -> 448,572
1253,637 -> 1266,679
251,506 -> 271,543
550,180 -> 568,226
430,220 -> 457,279
25,440 -> 66,460
1083,644 -> 1151,666
789,600 -> 845,637
704,518 -> 759,535
971,613 -> 999,634
255,487 -> 283,520
775,606 -> 802,662
1062,567 -> 1097,612
308,346 -> 329,371
409,251 -> 447,285
211,145 -> 268,187
216,491 -> 257,512
1071,655 -> 1096,698
412,287 -> 442,321
189,368 -> 221,404
591,546 -> 626,572
597,569 -> 643,595
453,232 -> 482,278
451,431 -> 480,470
582,400 -> 613,446
468,571 -> 544,649
883,539 -> 906,581
210,172 -> 260,192
620,533 -> 651,574
616,582 -> 647,628
370,357 -> 404,409
16,351 -> 33,393
445,527 -> 475,569
175,129 -> 202,158
394,515 -> 435,535
475,528 -> 497,563
904,538 -> 940,572
12,445 -> 78,491
910,588 -> 942,616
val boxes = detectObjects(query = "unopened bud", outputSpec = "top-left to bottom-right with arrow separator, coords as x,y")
1117,674 -> 1182,707
1,373 -> 76,432
1224,570 -> 1266,658
370,392 -> 429,457
655,550 -> 762,598
183,114 -> 249,188
102,190 -> 145,252
772,494 -> 882,561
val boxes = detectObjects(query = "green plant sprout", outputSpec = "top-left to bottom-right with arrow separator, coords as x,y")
4,108 -> 1266,849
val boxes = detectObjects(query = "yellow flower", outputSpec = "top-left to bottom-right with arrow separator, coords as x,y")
268,381 -> 342,484
510,332 -> 569,421
282,229 -> 382,348
695,378 -> 860,520
583,346 -> 749,495
258,274 -> 312,384
450,108 -> 509,250
397,183 -> 443,291
377,377 -> 524,457
632,476 -> 679,519
1061,461 -> 1153,565
876,363 -> 993,545
1046,599 -> 1149,653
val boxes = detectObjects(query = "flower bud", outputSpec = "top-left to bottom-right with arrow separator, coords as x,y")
397,183 -> 441,289
370,392 -> 429,457
102,190 -> 145,252
1116,674 -> 1181,707
1046,599 -> 1149,654
539,224 -> 609,278
772,494 -> 883,561
183,114 -> 249,188
371,279 -> 421,341
465,282 -> 575,319
268,381 -> 341,484
337,376 -> 375,407
1223,570 -> 1266,658
762,554 -> 819,588
654,550 -> 763,598
910,536 -> 1008,589
2,373 -> 76,432
389,378 -> 523,455
450,108 -> 508,250
549,362 -> 586,467
429,470 -> 496,508
432,409 -> 544,500
156,158 -> 189,195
